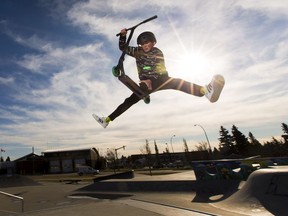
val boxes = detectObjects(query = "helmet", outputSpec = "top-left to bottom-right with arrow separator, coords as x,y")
137,31 -> 157,45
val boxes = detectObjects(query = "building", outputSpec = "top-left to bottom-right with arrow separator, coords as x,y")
14,153 -> 47,175
42,147 -> 100,173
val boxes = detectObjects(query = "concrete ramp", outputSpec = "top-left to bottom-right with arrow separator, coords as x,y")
212,167 -> 288,216
75,168 -> 288,215
0,175 -> 40,188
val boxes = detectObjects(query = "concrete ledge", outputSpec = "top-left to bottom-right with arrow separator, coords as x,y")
93,170 -> 134,182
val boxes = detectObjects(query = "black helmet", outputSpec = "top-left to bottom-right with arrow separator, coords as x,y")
137,31 -> 156,45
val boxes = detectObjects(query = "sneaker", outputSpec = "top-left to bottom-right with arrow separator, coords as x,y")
204,74 -> 225,103
92,114 -> 109,128
204,82 -> 214,101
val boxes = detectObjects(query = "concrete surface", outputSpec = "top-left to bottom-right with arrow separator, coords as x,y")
0,167 -> 287,216
211,167 -> 288,216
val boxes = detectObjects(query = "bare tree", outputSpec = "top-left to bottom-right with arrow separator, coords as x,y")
140,140 -> 152,175
183,138 -> 189,152
195,141 -> 209,151
106,148 -> 116,170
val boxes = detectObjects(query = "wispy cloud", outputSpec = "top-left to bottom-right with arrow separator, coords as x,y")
0,76 -> 14,85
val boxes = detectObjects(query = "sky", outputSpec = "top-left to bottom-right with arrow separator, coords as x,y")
0,0 -> 288,160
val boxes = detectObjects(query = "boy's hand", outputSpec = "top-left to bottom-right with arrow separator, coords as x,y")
120,29 -> 127,36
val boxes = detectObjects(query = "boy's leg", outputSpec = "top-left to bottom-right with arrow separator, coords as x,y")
155,76 -> 205,97
93,93 -> 140,128
108,81 -> 150,121
154,75 -> 224,102
94,83 -> 149,128
108,93 -> 141,121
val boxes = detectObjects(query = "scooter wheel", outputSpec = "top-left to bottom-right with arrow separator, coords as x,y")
112,66 -> 121,77
143,96 -> 150,104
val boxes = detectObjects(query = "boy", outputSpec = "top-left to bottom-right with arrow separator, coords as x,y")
93,29 -> 218,128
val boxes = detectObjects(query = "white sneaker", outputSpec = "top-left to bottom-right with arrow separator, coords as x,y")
204,74 -> 225,103
204,82 -> 214,101
92,114 -> 109,128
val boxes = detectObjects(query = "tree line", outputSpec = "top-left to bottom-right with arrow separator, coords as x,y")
138,122 -> 288,161
215,122 -> 288,158
0,156 -> 11,162
102,123 -> 288,170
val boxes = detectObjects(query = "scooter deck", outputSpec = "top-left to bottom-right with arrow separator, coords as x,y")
118,74 -> 148,99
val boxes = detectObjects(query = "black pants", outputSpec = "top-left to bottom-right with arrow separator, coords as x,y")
108,75 -> 204,121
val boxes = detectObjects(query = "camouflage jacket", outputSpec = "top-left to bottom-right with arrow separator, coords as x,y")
119,35 -> 168,80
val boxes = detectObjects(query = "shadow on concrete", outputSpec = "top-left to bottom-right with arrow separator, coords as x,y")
0,175 -> 41,188
192,180 -> 241,203
93,170 -> 135,182
79,180 -> 199,193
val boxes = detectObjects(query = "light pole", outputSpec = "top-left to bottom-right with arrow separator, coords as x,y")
194,124 -> 212,158
170,135 -> 176,153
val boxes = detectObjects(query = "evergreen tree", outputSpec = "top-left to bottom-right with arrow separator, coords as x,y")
213,147 -> 220,159
281,123 -> 288,134
262,137 -> 285,157
231,125 -> 249,156
248,132 -> 262,156
218,126 -> 235,156
248,132 -> 261,146
281,123 -> 288,144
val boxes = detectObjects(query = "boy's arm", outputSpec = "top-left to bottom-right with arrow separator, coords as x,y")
119,29 -> 129,51
118,29 -> 138,56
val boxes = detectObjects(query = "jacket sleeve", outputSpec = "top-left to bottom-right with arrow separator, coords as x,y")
119,35 -> 127,51
119,35 -> 139,57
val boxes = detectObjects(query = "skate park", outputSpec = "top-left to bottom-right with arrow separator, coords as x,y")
1,160 -> 288,216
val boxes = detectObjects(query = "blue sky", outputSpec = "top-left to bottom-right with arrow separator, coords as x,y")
1,0 -> 288,160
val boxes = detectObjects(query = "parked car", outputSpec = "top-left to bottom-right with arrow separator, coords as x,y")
76,166 -> 99,176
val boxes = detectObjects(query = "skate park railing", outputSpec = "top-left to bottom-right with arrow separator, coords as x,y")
192,157 -> 288,181
0,190 -> 24,213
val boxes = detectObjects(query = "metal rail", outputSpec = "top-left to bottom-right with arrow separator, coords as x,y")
0,191 -> 24,213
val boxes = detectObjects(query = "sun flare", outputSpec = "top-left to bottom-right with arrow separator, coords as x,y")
180,52 -> 210,73
168,50 -> 216,80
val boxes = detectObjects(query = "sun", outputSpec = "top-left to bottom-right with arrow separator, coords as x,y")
169,50 -> 215,80
181,52 -> 210,72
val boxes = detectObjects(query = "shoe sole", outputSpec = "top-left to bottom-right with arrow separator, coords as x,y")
92,114 -> 108,128
209,74 -> 225,103
92,113 -> 99,121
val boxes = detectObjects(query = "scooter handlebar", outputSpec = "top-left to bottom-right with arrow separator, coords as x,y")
116,15 -> 157,37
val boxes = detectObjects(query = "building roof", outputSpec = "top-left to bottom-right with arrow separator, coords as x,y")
42,147 -> 98,153
13,153 -> 42,162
